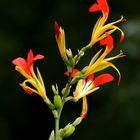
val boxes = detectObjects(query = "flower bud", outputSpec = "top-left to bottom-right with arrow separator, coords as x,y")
63,124 -> 75,138
52,84 -> 59,95
54,95 -> 63,109
72,117 -> 83,126
61,87 -> 66,95
61,87 -> 70,96
66,48 -> 73,59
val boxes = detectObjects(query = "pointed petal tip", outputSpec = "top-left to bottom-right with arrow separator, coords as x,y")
117,76 -> 121,86
120,34 -> 124,42
22,86 -> 33,94
54,21 -> 61,38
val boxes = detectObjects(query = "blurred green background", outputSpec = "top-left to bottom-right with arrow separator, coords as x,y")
0,0 -> 140,140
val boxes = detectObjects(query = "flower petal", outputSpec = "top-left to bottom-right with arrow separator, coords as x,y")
33,54 -> 44,61
89,0 -> 109,15
100,32 -> 113,53
22,86 -> 33,94
80,96 -> 88,118
54,21 -> 61,38
27,49 -> 34,66
89,3 -> 101,12
87,74 -> 94,83
15,66 -> 32,79
94,73 -> 114,87
94,61 -> 121,86
12,57 -> 27,70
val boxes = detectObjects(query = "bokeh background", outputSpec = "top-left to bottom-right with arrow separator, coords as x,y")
0,0 -> 140,140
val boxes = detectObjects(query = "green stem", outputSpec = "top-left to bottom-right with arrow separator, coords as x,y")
53,69 -> 73,140
54,115 -> 60,140
54,105 -> 64,140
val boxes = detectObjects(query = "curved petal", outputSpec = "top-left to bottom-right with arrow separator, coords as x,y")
20,79 -> 38,95
12,57 -> 27,71
93,73 -> 114,87
15,66 -> 32,79
80,96 -> 88,118
100,32 -> 113,54
33,54 -> 44,61
93,61 -> 121,85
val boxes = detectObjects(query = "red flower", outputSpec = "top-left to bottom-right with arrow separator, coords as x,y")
88,0 -> 124,47
12,49 -> 44,78
65,68 -> 114,99
89,0 -> 109,16
73,72 -> 114,99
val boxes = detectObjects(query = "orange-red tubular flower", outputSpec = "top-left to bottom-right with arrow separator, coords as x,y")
85,33 -> 125,85
12,50 -> 48,100
88,0 -> 124,47
54,21 -> 68,63
12,49 -> 44,79
79,73 -> 114,118
65,69 -> 114,118
74,73 -> 114,100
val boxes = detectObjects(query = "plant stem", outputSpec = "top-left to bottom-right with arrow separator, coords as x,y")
54,105 -> 64,140
54,115 -> 59,140
54,70 -> 73,140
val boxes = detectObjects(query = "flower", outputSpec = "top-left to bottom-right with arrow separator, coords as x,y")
74,73 -> 114,100
75,72 -> 114,118
54,21 -> 68,63
88,0 -> 124,47
65,69 -> 114,118
12,49 -> 44,79
85,33 -> 125,85
12,49 -> 48,100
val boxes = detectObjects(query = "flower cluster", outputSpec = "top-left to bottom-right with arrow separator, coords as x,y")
12,0 -> 125,139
